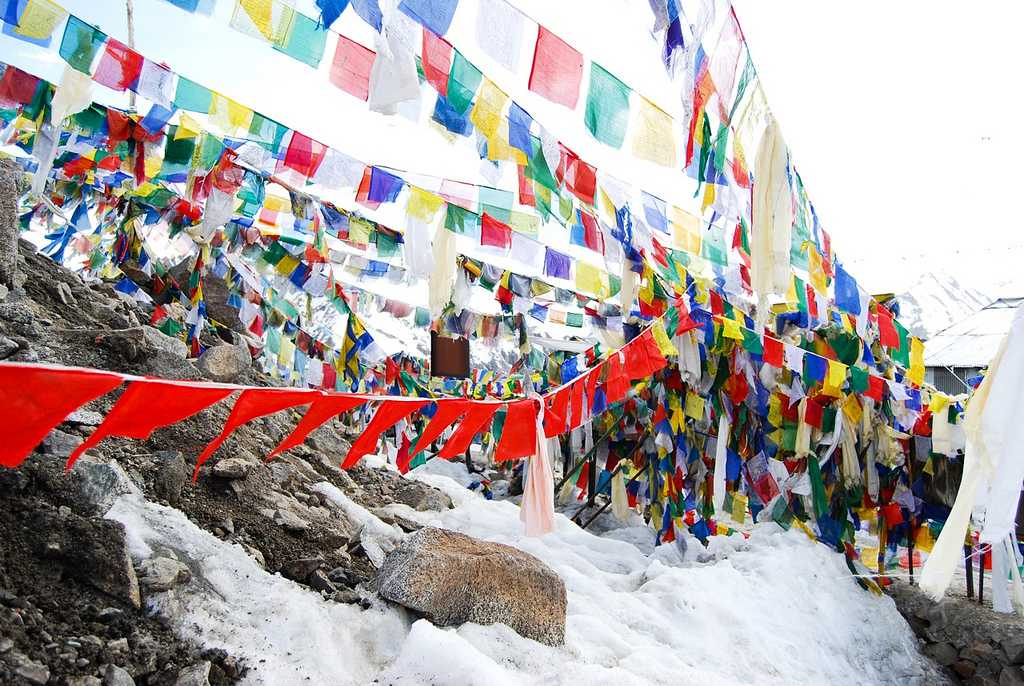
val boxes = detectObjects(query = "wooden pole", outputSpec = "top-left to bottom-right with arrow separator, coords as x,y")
126,0 -> 136,111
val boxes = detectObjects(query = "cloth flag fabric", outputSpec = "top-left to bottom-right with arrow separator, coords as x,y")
421,29 -> 452,96
329,35 -> 375,100
343,399 -> 429,468
438,402 -> 500,458
528,26 -> 583,109
398,0 -> 458,37
633,97 -> 676,167
585,62 -> 631,148
267,394 -> 365,459
410,400 -> 470,457
476,0 -> 524,72
834,263 -> 861,315
495,399 -> 538,461
3,0 -> 66,47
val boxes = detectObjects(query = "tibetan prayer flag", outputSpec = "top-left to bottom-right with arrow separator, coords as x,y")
343,399 -> 429,468
834,262 -> 861,315
476,0 -> 524,72
575,261 -> 607,299
268,394 -> 365,459
633,96 -> 676,167
0,65 -> 40,107
329,35 -> 374,100
480,213 -> 511,249
351,0 -> 382,31
67,380 -> 234,470
494,399 -> 537,461
823,360 -> 847,397
528,26 -> 582,109
544,247 -> 570,280
411,400 -> 469,457
508,102 -> 532,157
448,49 -> 481,115
398,0 -> 457,37
282,131 -> 327,179
3,0 -> 66,47
1,365 -> 123,468
174,76 -> 212,112
59,15 -> 106,74
276,11 -> 326,67
763,335 -> 783,368
439,403 -> 500,458
908,337 -> 925,386
876,304 -> 899,348
315,0 -> 349,29
585,62 -> 631,148
470,77 -> 506,139
804,355 -> 827,383
421,28 -> 452,96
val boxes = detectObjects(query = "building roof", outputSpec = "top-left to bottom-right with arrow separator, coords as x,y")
925,297 -> 1023,368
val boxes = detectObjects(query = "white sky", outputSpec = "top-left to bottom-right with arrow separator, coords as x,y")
732,0 -> 1024,296
1,0 -> 1020,300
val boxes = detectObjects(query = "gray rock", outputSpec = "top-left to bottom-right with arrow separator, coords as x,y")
1002,666 -> 1024,686
174,661 -> 211,686
308,569 -> 336,594
274,508 -> 309,533
32,511 -> 140,609
281,557 -> 324,581
41,428 -> 83,458
196,343 -> 251,383
0,334 -> 18,359
102,663 -> 135,686
51,280 -> 75,306
9,652 -> 49,684
926,641 -> 959,666
138,557 -> 191,592
392,479 -> 453,512
138,325 -> 188,359
377,527 -> 566,646
212,457 -> 253,480
66,409 -> 104,426
73,456 -> 138,514
0,159 -> 19,290
152,451 -> 188,506
1004,639 -> 1024,665
67,676 -> 103,686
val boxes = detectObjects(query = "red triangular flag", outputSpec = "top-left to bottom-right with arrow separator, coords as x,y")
342,399 -> 428,469
267,394 -> 365,461
494,399 -> 538,462
438,403 -> 500,459
410,400 -> 470,458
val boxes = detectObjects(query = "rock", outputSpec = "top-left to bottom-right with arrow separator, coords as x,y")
308,570 -> 335,594
152,451 -> 188,506
1002,666 -> 1024,686
953,660 -> 977,680
281,557 -> 324,581
32,511 -> 141,609
138,557 -> 191,592
41,428 -> 84,458
377,527 -> 566,646
274,508 -> 309,534
9,652 -> 49,684
74,456 -> 138,514
212,457 -> 253,480
0,334 -> 18,359
67,676 -> 103,686
392,480 -> 453,512
926,641 -> 959,667
196,343 -> 251,383
174,661 -> 211,686
102,663 -> 135,686
1004,639 -> 1024,666
51,280 -> 75,306
331,588 -> 362,605
372,508 -> 423,533
964,641 -> 996,663
66,409 -> 104,426
0,159 -> 19,290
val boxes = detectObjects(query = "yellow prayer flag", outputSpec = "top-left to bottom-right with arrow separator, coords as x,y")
598,187 -> 617,226
652,320 -> 677,357
632,97 -> 676,167
701,180 -> 715,213
470,78 -> 506,139
407,187 -> 444,223
277,333 -> 296,368
731,493 -> 748,524
807,245 -> 828,295
768,394 -> 783,426
11,0 -> 66,41
908,337 -> 925,385
671,206 -> 702,254
842,393 -> 863,425
685,391 -> 705,420
175,114 -> 202,140
822,359 -> 847,396
915,525 -> 935,553
508,210 -> 539,238
209,93 -> 253,134
276,254 -> 299,276
722,318 -> 743,341
861,546 -> 880,572
929,393 -> 951,415
348,217 -> 372,246
575,261 -> 608,299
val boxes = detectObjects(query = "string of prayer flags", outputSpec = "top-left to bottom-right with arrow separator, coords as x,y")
585,62 -> 631,148
2,0 -> 66,47
528,26 -> 583,109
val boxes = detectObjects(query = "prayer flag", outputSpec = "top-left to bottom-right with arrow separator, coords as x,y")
476,0 -> 524,72
315,0 -> 349,29
2,0 -> 66,47
448,49 -> 482,115
59,15 -> 106,74
544,247 -> 570,280
528,26 -> 582,109
834,262 -> 861,315
329,35 -> 374,100
480,212 -> 511,249
398,0 -> 457,37
585,62 -> 631,148
632,96 -> 676,167
421,28 -> 452,96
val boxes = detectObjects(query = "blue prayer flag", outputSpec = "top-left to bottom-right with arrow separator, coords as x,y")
398,0 -> 458,37
834,262 -> 861,315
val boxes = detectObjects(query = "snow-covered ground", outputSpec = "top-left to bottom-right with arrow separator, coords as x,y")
107,459 -> 942,685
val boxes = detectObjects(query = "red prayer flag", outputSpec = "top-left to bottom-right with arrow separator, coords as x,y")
267,394 -> 365,461
543,388 -> 569,438
93,38 -> 144,92
342,399 -> 429,468
604,352 -> 630,404
875,305 -> 900,349
438,402 -> 499,458
568,380 -> 586,430
528,26 -> 583,109
421,28 -> 452,97
579,211 -> 605,254
517,165 -> 536,207
763,335 -> 784,368
195,388 -> 317,479
865,374 -> 886,402
562,150 -> 596,206
494,399 -> 538,462
0,365 -> 123,468
0,66 -> 39,107
329,35 -> 375,101
803,399 -> 823,429
411,400 -> 470,457
281,132 -> 327,179
480,213 -> 512,249
67,380 -> 233,470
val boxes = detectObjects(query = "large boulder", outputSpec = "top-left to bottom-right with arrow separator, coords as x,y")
376,527 -> 566,646
196,342 -> 251,383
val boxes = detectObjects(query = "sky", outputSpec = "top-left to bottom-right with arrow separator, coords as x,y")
1,0 -> 1019,301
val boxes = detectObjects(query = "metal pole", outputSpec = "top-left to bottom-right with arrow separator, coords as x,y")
586,446 -> 596,507
126,0 -> 136,111
553,408 -> 626,493
965,544 -> 975,599
979,544 -> 986,604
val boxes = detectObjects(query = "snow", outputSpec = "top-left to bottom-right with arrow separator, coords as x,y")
107,464 -> 941,685
925,297 -> 1022,368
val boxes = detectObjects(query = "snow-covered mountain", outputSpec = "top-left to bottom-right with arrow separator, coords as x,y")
891,272 -> 991,340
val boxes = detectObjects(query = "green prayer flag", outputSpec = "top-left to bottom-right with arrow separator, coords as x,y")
701,224 -> 728,266
174,77 -> 213,113
444,203 -> 479,237
849,366 -> 869,393
376,230 -> 398,259
277,12 -> 326,68
741,328 -> 763,355
59,16 -> 106,74
248,113 -> 288,152
448,50 -> 482,115
807,455 -> 829,521
584,63 -> 631,148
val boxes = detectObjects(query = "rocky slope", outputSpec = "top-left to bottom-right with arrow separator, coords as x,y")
0,239 -> 455,685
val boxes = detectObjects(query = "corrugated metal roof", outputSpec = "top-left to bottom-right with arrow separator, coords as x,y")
925,297 -> 1023,367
